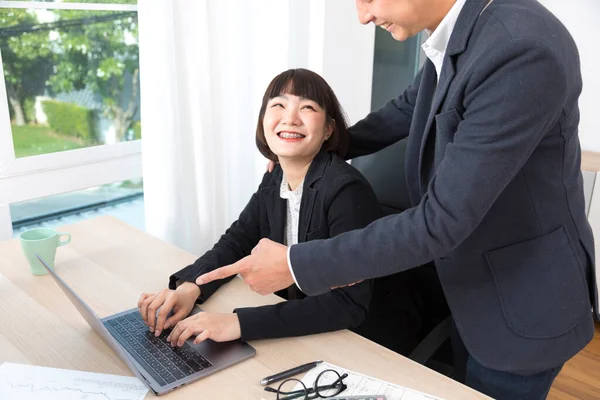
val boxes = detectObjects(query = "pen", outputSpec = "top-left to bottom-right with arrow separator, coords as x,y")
260,360 -> 323,386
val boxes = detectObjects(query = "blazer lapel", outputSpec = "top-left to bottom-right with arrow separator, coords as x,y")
417,0 -> 492,192
298,188 -> 317,243
263,175 -> 286,244
415,61 -> 441,194
298,150 -> 328,242
266,186 -> 304,299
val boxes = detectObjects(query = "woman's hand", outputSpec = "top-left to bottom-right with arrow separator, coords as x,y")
138,282 -> 200,337
167,312 -> 242,347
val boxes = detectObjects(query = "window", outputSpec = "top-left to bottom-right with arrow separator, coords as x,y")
2,7 -> 141,158
12,178 -> 144,236
13,1 -> 137,4
371,29 -> 422,112
0,1 -> 142,240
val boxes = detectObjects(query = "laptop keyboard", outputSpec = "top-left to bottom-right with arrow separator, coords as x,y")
105,312 -> 213,386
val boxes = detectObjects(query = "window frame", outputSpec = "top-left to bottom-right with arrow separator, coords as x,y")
0,1 -> 141,238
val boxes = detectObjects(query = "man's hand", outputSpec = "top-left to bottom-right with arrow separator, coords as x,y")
166,312 -> 241,346
196,238 -> 293,295
137,282 -> 200,337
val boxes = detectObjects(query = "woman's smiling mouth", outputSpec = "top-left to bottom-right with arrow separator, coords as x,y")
278,131 -> 306,140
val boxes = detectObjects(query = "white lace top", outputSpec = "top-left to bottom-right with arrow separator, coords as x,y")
279,175 -> 304,246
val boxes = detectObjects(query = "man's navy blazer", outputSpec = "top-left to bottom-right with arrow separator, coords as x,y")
291,0 -> 597,375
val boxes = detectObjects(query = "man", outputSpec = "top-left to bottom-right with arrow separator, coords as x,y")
197,0 -> 597,398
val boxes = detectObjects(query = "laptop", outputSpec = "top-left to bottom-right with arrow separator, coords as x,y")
36,254 -> 256,396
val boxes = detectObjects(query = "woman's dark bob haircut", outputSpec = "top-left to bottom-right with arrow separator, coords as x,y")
256,68 -> 350,162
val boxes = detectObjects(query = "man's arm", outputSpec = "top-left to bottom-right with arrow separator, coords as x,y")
235,174 -> 381,340
196,38 -> 570,297
292,38 -> 568,295
346,68 -> 422,159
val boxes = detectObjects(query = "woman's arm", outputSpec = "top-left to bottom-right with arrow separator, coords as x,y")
235,282 -> 372,341
235,173 -> 382,340
169,174 -> 268,302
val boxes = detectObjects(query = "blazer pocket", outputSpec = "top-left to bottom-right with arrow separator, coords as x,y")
434,109 -> 461,163
485,226 -> 590,339
306,227 -> 325,241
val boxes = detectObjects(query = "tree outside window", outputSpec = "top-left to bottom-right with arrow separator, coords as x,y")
0,5 -> 141,158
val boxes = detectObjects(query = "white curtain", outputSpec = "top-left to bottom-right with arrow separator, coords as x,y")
137,1 -> 292,254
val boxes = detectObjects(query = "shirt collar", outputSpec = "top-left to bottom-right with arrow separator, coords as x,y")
421,0 -> 467,80
280,174 -> 303,200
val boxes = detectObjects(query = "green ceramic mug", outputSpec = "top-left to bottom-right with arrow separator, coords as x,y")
19,228 -> 71,275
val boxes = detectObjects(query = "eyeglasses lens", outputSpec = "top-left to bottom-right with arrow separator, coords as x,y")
277,378 -> 308,400
315,370 -> 344,397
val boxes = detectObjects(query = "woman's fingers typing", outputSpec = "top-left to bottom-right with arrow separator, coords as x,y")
167,319 -> 196,346
163,309 -> 186,331
153,294 -> 178,336
166,312 -> 241,347
160,302 -> 194,334
193,330 -> 211,345
145,291 -> 168,332
138,292 -> 157,325
138,283 -> 201,335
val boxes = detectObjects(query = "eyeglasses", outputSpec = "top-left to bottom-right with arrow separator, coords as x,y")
264,369 -> 348,400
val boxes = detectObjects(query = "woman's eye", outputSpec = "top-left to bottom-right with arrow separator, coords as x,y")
302,105 -> 316,111
271,103 -> 284,108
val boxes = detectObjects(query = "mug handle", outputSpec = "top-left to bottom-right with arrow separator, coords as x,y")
57,232 -> 71,247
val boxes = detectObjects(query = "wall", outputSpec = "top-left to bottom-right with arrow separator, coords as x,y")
320,1 -> 375,126
287,0 -> 375,126
306,0 -> 600,150
539,0 -> 600,151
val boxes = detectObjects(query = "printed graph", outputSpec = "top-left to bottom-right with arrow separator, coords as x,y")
0,363 -> 148,400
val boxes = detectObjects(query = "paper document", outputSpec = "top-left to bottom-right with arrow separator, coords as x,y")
0,362 -> 148,400
298,362 -> 444,400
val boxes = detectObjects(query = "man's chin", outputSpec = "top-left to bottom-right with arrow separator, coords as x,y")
390,28 -> 415,42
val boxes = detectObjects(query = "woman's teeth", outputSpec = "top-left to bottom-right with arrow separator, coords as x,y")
280,132 -> 304,139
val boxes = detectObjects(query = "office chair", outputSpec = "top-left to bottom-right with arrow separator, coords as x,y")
351,138 -> 456,378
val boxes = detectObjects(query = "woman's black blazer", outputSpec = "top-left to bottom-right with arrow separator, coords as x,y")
169,149 -> 382,341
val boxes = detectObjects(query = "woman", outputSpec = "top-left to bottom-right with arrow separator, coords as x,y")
138,68 -> 382,346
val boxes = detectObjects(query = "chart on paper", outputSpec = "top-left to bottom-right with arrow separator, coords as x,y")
0,362 -> 148,400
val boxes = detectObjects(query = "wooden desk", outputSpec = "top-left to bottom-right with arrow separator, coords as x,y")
582,151 -> 600,172
0,216 -> 487,399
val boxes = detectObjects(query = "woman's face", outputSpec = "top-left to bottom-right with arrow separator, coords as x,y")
355,0 -> 453,41
263,93 -> 333,163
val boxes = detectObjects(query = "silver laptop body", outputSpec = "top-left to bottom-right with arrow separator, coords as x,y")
37,255 -> 256,395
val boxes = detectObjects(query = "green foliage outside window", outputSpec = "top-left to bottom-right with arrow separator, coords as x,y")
41,99 -> 96,141
0,9 -> 53,126
16,1 -> 138,5
132,120 -> 141,140
23,97 -> 36,124
1,7 -> 140,142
